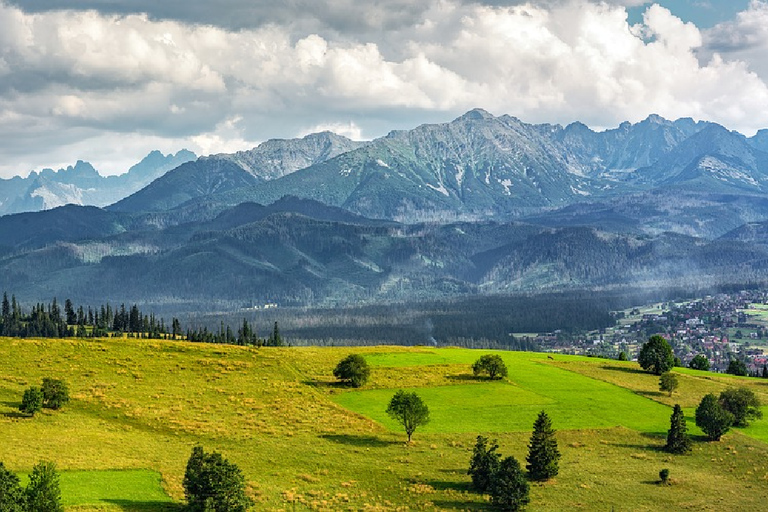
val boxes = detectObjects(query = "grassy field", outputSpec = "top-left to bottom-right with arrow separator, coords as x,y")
2,339 -> 768,510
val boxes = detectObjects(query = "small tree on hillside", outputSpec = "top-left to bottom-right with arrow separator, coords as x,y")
0,462 -> 25,512
41,378 -> 70,410
333,354 -> 371,387
719,388 -> 762,427
267,321 -> 283,347
638,335 -> 674,375
468,435 -> 501,492
20,387 -> 43,416
726,359 -> 748,377
617,351 -> 628,361
386,390 -> 430,443
183,446 -> 251,512
664,404 -> 691,454
472,354 -> 508,380
489,456 -> 530,512
26,461 -> 63,512
526,410 -> 560,481
695,393 -> 734,441
689,355 -> 710,371
659,372 -> 679,397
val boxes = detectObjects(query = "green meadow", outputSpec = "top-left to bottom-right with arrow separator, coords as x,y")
2,339 -> 768,510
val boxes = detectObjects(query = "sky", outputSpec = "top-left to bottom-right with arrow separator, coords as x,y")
1,0 -> 768,177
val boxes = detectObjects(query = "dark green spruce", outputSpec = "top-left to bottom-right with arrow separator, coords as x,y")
526,410 -> 560,481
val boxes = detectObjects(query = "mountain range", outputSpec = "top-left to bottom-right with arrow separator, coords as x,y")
4,109 -> 768,311
0,150 -> 196,216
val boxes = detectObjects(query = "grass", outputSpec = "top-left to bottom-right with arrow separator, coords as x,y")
2,339 -> 768,510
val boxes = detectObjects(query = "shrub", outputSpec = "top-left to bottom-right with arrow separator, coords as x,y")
489,456 -> 530,511
183,446 -> 252,512
659,372 -> 678,397
472,354 -> 508,380
659,468 -> 670,485
20,387 -> 43,416
695,393 -> 734,441
468,435 -> 501,492
41,378 -> 70,410
333,354 -> 371,387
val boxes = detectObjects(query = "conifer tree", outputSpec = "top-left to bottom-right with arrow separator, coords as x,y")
664,404 -> 691,454
468,435 -> 501,492
489,456 -> 530,511
526,410 -> 560,481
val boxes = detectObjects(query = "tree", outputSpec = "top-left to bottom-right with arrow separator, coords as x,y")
0,462 -> 25,512
688,355 -> 710,371
489,456 -> 530,511
20,387 -> 43,416
617,351 -> 628,361
637,335 -> 674,375
41,378 -> 69,410
386,390 -> 430,443
25,461 -> 62,512
664,404 -> 691,454
718,388 -> 763,427
659,468 -> 670,485
659,372 -> 679,397
183,446 -> 251,512
333,354 -> 371,387
695,393 -> 734,441
267,321 -> 283,347
472,354 -> 508,380
726,359 -> 748,377
526,410 -> 560,481
468,435 -> 501,492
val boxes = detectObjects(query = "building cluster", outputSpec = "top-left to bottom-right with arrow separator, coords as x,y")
539,291 -> 768,374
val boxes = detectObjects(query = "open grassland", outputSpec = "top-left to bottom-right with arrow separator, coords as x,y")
2,339 -> 768,510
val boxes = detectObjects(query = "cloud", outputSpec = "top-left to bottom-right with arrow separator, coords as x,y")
703,0 -> 768,81
1,0 -> 768,178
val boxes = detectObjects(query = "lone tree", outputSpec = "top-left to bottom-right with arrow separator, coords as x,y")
489,456 -> 530,512
0,461 -> 25,511
41,378 -> 70,410
526,410 -> 560,481
688,354 -> 710,371
659,372 -> 679,397
664,404 -> 691,454
386,390 -> 430,443
695,393 -> 734,441
183,446 -> 252,512
472,354 -> 508,380
468,435 -> 501,492
638,335 -> 674,375
718,388 -> 763,427
25,461 -> 63,512
333,354 -> 371,388
20,387 -> 43,416
726,359 -> 748,377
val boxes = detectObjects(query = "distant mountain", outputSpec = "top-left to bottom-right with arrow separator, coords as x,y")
0,150 -> 196,216
126,110 -> 768,223
111,132 -> 363,212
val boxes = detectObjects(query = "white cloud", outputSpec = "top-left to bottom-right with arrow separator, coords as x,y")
1,0 -> 768,178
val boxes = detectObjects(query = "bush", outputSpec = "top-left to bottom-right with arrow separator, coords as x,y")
489,456 -> 530,511
20,387 -> 43,416
0,462 -> 25,512
659,372 -> 679,397
468,435 -> 501,492
333,354 -> 371,387
41,378 -> 70,410
25,461 -> 62,512
472,354 -> 508,380
637,335 -> 674,375
183,446 -> 252,512
695,393 -> 734,441
659,468 -> 670,485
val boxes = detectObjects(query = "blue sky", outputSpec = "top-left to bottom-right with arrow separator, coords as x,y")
1,0 -> 768,177
628,1 -> 751,27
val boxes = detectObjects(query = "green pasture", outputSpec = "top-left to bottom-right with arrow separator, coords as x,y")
335,350 -> 673,434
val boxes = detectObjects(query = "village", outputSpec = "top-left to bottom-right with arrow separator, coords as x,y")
538,290 -> 768,375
